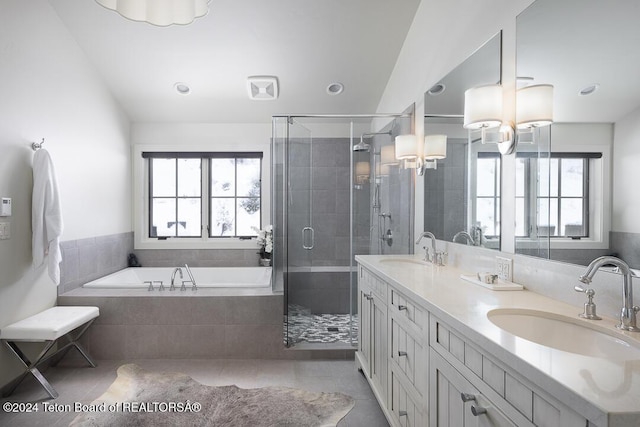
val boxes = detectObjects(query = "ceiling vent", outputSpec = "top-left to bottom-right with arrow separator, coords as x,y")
247,76 -> 279,100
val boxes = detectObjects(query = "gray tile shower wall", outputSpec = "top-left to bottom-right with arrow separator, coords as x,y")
59,232 -> 133,294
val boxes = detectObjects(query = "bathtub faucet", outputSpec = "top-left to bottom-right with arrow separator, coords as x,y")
170,267 -> 183,291
184,264 -> 197,291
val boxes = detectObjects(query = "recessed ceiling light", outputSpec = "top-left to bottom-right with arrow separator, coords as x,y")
326,82 -> 344,95
174,82 -> 191,95
579,84 -> 600,96
427,83 -> 446,96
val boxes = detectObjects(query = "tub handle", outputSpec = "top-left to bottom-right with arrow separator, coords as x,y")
145,281 -> 154,291
302,227 -> 314,250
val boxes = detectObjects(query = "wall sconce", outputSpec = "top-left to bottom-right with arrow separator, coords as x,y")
463,84 -> 516,155
422,134 -> 447,171
354,161 -> 371,189
516,84 -> 554,129
381,145 -> 399,166
395,135 -> 419,170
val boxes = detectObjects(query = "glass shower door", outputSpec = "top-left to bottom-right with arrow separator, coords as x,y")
285,119 -> 314,346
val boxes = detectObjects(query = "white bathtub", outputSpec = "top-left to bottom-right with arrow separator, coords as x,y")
83,267 -> 272,289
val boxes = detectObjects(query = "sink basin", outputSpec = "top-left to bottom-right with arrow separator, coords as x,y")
487,308 -> 640,360
378,258 -> 430,267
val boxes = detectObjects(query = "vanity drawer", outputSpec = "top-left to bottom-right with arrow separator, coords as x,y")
390,287 -> 426,333
430,314 -> 587,427
390,315 -> 428,400
390,366 -> 427,427
359,265 -> 387,302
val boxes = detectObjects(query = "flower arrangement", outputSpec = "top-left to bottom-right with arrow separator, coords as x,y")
253,225 -> 273,260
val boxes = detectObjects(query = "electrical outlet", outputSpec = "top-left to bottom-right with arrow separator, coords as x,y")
0,222 -> 9,240
496,256 -> 513,282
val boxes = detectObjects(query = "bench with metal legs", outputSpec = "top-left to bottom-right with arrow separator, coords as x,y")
0,306 -> 99,399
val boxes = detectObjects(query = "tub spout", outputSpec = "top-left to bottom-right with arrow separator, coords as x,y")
170,267 -> 183,291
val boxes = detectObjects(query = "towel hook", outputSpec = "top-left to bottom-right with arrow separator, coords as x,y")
31,138 -> 45,151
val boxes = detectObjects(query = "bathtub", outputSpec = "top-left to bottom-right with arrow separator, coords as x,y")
82,266 -> 272,289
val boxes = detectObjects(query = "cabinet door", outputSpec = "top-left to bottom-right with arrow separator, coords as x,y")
371,294 -> 387,396
431,350 -> 516,427
359,287 -> 372,376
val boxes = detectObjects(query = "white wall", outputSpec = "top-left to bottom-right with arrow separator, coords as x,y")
0,1 -> 131,387
612,105 -> 640,233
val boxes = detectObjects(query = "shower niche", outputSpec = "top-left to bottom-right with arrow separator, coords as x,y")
272,115 -> 415,349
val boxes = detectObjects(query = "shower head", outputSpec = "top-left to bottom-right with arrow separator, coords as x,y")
353,130 -> 392,152
353,136 -> 371,152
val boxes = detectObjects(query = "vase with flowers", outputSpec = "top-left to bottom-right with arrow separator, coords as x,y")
253,225 -> 273,267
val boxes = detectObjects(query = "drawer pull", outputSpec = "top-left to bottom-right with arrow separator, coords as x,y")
364,293 -> 373,300
460,393 -> 476,402
399,410 -> 408,417
398,351 -> 408,357
471,406 -> 487,416
398,305 -> 407,311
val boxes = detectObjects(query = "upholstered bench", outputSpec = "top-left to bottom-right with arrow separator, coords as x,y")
0,306 -> 99,398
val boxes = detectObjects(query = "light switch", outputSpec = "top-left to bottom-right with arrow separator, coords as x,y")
0,222 -> 9,240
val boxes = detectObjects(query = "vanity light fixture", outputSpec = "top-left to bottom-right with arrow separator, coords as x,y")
418,134 -> 448,173
354,161 -> 371,186
95,0 -> 211,26
381,145 -> 399,166
516,84 -> 554,129
463,84 -> 517,155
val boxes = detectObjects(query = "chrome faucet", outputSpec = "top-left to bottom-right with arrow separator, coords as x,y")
579,256 -> 639,332
452,231 -> 475,246
415,231 -> 446,266
470,225 -> 483,246
170,267 -> 183,291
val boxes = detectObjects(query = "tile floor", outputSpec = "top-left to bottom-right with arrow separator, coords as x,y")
0,358 -> 389,427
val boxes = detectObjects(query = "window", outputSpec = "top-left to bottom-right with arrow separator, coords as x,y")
516,153 -> 599,239
143,152 -> 262,240
475,153 -> 501,238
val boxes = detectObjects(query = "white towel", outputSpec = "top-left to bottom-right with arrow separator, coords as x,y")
32,149 -> 64,285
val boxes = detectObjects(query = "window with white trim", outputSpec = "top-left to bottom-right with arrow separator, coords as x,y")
515,152 -> 599,239
143,152 -> 262,240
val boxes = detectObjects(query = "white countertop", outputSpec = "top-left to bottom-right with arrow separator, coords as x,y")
356,254 -> 640,426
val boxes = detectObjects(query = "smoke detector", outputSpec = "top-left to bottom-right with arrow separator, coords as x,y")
247,76 -> 279,100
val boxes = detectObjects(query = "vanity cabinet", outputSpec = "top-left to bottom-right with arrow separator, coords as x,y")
356,265 -> 388,405
356,260 -> 595,427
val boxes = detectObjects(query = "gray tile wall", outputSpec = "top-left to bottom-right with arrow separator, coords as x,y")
59,232 -> 133,294
57,294 -> 354,360
133,249 -> 260,268
285,271 -> 357,314
610,231 -> 640,269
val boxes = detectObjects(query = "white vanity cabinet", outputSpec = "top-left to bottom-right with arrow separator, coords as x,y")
430,314 -> 587,427
356,265 -> 388,406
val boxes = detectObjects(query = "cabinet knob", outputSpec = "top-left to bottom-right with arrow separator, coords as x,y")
460,393 -> 476,402
398,305 -> 407,311
399,410 -> 408,417
398,351 -> 408,357
471,405 -> 487,416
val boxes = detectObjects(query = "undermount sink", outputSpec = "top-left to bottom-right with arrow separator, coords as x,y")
488,308 -> 640,361
378,258 -> 430,267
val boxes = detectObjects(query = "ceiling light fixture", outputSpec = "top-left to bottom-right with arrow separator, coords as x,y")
427,83 -> 446,96
95,0 -> 211,27
247,76 -> 279,100
326,82 -> 344,95
174,82 -> 191,95
579,84 -> 600,96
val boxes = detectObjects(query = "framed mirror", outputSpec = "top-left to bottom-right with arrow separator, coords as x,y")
515,0 -> 640,268
423,32 -> 502,250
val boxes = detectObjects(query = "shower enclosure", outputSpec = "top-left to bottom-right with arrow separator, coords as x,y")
272,115 -> 415,349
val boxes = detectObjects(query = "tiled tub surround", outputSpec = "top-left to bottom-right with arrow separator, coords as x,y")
356,254 -> 640,426
58,290 -> 354,360
59,232 -> 133,294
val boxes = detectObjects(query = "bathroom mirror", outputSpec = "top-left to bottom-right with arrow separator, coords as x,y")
423,32 -> 502,250
515,0 -> 640,268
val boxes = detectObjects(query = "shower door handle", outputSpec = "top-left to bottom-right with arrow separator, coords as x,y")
302,227 -> 315,250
